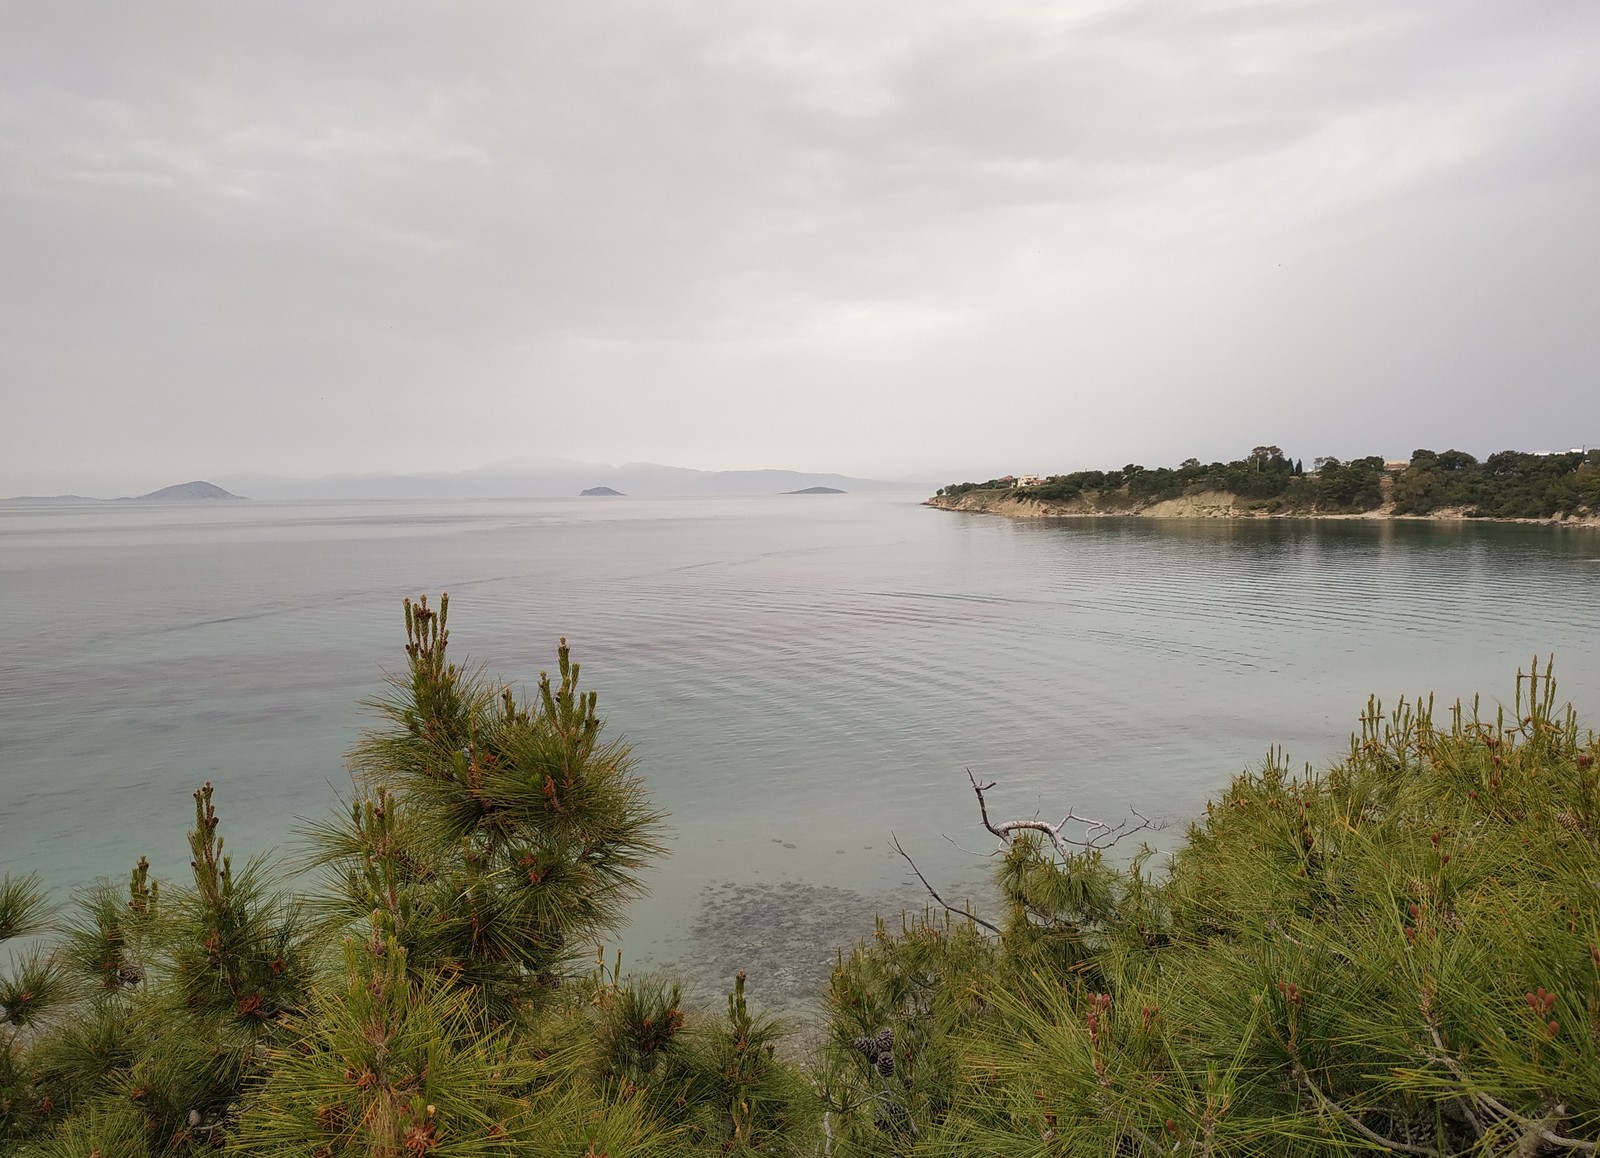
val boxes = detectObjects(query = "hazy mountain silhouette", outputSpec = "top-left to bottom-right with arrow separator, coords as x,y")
124,480 -> 246,501
216,461 -> 912,499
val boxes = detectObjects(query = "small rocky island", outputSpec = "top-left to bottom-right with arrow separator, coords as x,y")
126,481 -> 246,501
580,486 -> 624,497
784,486 -> 845,494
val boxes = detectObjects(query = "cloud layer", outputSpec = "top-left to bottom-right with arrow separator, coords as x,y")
3,1 -> 1597,493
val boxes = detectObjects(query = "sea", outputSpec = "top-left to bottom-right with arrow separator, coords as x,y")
3,495 -> 1598,1011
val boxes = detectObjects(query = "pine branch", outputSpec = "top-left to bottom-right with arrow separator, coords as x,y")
0,874 -> 54,943
1294,1063 -> 1440,1156
1421,1009 -> 1595,1153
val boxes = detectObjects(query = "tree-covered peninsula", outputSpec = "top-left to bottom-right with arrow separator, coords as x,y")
3,600 -> 1598,1156
934,446 -> 1600,522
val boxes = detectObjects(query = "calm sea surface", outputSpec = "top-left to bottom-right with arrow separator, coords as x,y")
3,496 -> 1598,1000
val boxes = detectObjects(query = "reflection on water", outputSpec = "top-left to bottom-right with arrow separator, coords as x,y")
3,498 -> 1597,1000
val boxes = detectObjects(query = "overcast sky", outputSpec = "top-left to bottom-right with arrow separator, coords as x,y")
3,1 -> 1597,494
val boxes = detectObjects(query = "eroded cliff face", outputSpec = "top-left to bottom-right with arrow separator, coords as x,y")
924,491 -> 1091,518
924,489 -> 1242,519
924,489 -> 1600,525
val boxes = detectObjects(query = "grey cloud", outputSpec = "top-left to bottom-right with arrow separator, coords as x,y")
2,1 -> 1597,494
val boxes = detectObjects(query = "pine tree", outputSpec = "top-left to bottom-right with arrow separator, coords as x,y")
0,873 -> 65,1144
699,971 -> 812,1154
2,782 -> 317,1155
309,594 -> 666,1023
233,912 -> 536,1156
4,594 -> 809,1156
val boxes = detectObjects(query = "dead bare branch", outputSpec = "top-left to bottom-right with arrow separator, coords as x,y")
966,769 -> 1153,857
890,833 -> 1000,934
940,832 -> 991,858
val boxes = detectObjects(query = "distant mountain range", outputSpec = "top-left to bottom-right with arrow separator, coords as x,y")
210,461 -> 917,499
1,494 -> 102,505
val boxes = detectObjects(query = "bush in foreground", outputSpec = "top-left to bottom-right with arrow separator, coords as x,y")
821,661 -> 1600,1155
0,596 -> 815,1157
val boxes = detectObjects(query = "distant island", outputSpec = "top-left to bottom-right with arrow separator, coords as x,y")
930,446 -> 1599,525
124,481 -> 247,502
784,486 -> 845,494
2,480 -> 247,504
580,486 -> 625,497
0,494 -> 100,505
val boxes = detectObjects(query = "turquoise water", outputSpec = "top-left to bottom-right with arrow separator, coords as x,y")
3,497 -> 1598,998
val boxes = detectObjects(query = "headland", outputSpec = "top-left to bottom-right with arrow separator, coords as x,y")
928,447 -> 1599,526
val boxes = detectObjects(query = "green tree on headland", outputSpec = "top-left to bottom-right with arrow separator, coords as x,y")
1394,448 -> 1600,518
939,446 -> 1599,519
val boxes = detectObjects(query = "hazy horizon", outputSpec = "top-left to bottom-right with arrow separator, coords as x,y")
9,439 -> 1599,503
4,2 -> 1597,496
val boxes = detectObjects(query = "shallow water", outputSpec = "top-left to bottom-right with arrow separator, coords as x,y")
3,496 -> 1597,1009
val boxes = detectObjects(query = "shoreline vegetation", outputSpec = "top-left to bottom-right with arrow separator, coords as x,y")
929,446 -> 1600,526
3,598 -> 1599,1155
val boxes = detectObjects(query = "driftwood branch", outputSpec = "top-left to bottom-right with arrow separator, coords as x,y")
968,769 -> 1152,857
890,834 -> 1000,934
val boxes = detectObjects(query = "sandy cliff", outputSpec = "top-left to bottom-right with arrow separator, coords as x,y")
924,489 -> 1599,526
925,489 -> 1246,520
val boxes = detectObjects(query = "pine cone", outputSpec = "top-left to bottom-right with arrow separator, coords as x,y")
854,1026 -> 896,1074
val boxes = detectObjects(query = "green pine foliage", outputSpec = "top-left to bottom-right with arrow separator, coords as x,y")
6,597 -> 1600,1157
234,915 -> 536,1156
694,972 -> 813,1153
0,785 -> 320,1156
1,875 -> 61,1143
585,966 -> 814,1154
818,913 -> 997,1155
308,594 -> 667,1024
827,660 -> 1600,1155
1,596 -> 817,1158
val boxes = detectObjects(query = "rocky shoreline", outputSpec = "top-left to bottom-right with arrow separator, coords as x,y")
925,489 -> 1600,527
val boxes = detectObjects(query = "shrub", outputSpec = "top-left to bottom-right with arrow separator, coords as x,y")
828,661 -> 1600,1155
